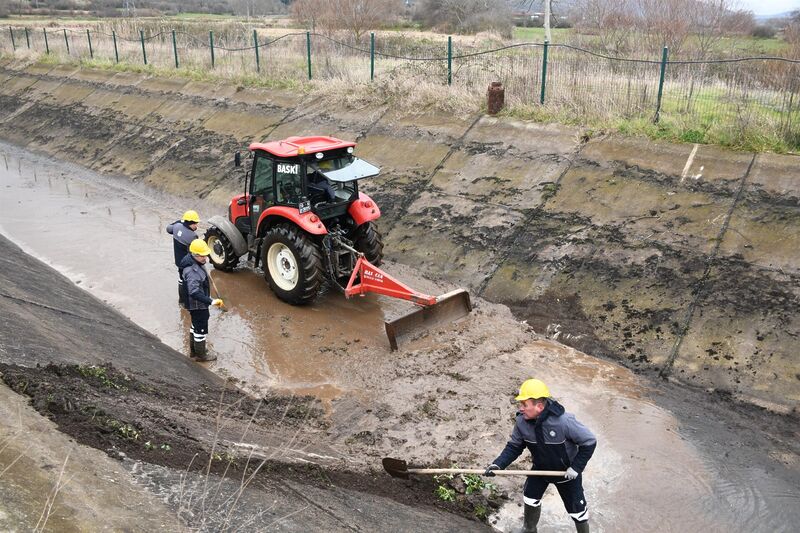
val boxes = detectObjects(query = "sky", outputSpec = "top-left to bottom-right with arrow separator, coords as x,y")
738,0 -> 799,15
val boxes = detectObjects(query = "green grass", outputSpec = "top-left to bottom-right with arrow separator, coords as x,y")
708,34 -> 789,56
72,56 -> 304,91
513,26 -> 573,42
502,103 -> 797,154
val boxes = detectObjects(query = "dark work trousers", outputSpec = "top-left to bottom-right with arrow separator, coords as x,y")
177,268 -> 186,305
523,473 -> 588,523
189,309 -> 210,343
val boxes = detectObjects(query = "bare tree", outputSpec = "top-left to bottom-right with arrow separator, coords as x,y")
690,0 -> 752,59
572,0 -> 637,55
417,0 -> 512,35
293,0 -> 402,42
786,11 -> 800,59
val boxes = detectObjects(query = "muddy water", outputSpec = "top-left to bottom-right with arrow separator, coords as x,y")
2,143 -> 799,532
0,143 -> 392,401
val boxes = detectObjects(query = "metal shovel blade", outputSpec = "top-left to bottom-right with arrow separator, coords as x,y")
382,457 -> 411,479
385,289 -> 472,351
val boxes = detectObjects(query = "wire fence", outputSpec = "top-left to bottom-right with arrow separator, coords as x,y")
3,24 -> 799,149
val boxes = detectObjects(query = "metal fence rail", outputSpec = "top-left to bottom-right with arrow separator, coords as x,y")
3,25 -> 798,149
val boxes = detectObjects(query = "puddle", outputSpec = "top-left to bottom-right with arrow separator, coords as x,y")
0,143 -> 391,401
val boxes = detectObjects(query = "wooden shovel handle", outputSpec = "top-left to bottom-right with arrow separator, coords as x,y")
408,467 -> 566,477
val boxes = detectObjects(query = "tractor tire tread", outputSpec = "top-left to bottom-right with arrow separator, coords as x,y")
354,221 -> 384,266
204,226 -> 239,272
263,223 -> 324,305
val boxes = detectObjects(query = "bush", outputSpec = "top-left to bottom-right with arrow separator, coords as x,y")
751,25 -> 776,38
415,0 -> 513,35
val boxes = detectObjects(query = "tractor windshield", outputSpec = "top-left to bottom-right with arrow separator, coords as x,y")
311,156 -> 379,183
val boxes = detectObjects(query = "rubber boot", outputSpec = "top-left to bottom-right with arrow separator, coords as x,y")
189,332 -> 196,357
192,339 -> 216,362
575,520 -> 590,533
523,504 -> 541,533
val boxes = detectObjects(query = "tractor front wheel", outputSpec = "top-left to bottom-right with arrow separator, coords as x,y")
262,224 -> 324,305
205,226 -> 240,272
354,221 -> 384,266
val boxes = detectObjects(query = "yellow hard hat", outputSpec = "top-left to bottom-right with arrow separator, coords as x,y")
189,239 -> 211,256
182,210 -> 200,223
515,379 -> 550,401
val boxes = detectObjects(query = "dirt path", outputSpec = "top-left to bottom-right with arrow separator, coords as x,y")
1,143 -> 798,531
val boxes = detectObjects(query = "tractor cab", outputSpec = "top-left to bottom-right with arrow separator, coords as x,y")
232,136 -> 379,239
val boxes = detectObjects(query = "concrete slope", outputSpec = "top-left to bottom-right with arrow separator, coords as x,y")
0,60 -> 797,412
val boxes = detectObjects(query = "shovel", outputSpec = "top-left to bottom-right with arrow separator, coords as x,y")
205,265 -> 228,313
382,458 -> 566,479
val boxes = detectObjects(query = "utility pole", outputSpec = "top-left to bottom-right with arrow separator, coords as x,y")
544,0 -> 552,43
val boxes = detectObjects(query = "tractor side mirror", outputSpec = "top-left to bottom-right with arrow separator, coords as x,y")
234,151 -> 241,167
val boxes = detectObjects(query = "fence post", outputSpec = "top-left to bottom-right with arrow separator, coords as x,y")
653,46 -> 669,123
209,31 -> 215,68
112,30 -> 119,63
63,28 -> 69,55
540,40 -> 549,105
25,27 -> 30,49
43,28 -> 49,54
140,30 -> 147,65
447,35 -> 452,86
87,29 -> 93,59
9,27 -> 15,51
253,29 -> 260,72
172,29 -> 178,68
370,32 -> 375,81
306,31 -> 312,80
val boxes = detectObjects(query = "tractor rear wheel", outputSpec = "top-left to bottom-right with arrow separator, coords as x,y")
354,221 -> 384,266
262,224 -> 324,305
205,226 -> 240,272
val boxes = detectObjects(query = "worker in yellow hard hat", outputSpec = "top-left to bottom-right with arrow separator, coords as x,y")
484,379 -> 597,533
166,210 -> 201,304
180,239 -> 224,361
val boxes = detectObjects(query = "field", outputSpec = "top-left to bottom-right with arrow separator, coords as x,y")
1,16 -> 798,152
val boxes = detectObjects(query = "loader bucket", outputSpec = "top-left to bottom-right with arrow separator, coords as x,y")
385,289 -> 472,351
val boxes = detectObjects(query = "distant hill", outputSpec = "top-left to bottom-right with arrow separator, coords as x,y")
0,0 -> 288,18
755,11 -> 796,21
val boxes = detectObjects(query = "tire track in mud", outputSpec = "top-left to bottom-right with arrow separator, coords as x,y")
659,153 -> 756,378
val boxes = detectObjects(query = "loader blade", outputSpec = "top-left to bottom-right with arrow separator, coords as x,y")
384,289 -> 471,351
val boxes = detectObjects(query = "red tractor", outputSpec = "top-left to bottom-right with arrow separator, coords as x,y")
204,136 -> 470,349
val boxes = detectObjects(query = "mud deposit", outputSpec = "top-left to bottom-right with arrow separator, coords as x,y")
0,229 -> 490,531
0,62 -> 798,413
1,144 -> 799,531
1,62 -> 800,531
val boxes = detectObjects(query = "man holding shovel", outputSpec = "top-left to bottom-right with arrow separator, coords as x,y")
180,239 -> 225,361
484,379 -> 596,533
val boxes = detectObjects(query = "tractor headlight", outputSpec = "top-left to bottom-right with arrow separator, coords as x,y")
315,152 -> 323,159
347,147 -> 354,154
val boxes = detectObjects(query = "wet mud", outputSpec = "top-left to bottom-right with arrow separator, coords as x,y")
0,229 -> 491,531
1,62 -> 799,531
1,62 -> 797,410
